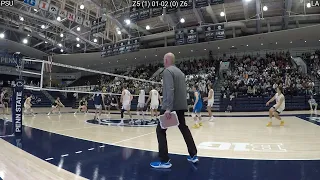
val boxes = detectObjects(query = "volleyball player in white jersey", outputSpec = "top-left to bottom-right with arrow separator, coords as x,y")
119,85 -> 133,125
204,84 -> 215,121
24,94 -> 35,116
266,86 -> 285,127
137,89 -> 146,120
146,85 -> 162,121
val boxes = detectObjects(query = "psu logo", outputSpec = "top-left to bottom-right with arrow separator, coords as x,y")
190,29 -> 194,33
0,0 -> 14,6
207,27 -> 211,31
16,81 -> 24,87
217,25 -> 222,30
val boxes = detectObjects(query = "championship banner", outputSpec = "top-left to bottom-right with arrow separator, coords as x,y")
195,0 -> 208,8
186,28 -> 198,44
175,29 -> 185,45
210,0 -> 224,5
12,79 -> 24,136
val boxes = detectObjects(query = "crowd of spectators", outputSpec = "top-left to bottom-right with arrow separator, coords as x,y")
86,58 -> 219,96
221,51 -> 315,98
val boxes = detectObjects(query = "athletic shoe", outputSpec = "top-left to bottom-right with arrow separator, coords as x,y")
199,122 -> 203,126
192,124 -> 200,129
74,112 -> 77,115
47,112 -> 50,116
150,161 -> 172,169
187,156 -> 199,163
280,121 -> 284,126
118,121 -> 125,126
266,122 -> 272,127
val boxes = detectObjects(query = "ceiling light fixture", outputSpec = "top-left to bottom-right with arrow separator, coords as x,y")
76,37 -> 80,41
220,12 -> 225,17
307,3 -> 311,8
80,4 -> 84,9
22,38 -> 28,44
58,43 -> 62,47
263,6 -> 268,11
93,38 -> 97,43
76,44 -> 80,47
180,18 -> 185,23
290,41 -> 292,43
117,31 -> 121,35
261,43 -> 263,45
0,33 -> 4,39
76,27 -> 81,31
33,8 -> 38,12
60,49 -> 64,52
60,33 -> 64,37
19,16 -> 24,21
45,41 -> 48,44
146,25 -> 150,30
57,16 -> 61,21
41,25 -> 46,29
246,44 -> 249,46
124,19 -> 131,25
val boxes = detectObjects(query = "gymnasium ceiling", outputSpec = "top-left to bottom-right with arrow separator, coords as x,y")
0,0 -> 319,55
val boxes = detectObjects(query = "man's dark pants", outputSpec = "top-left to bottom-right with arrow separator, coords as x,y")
156,110 -> 197,162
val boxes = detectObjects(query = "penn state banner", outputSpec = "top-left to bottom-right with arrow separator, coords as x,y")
12,79 -> 24,136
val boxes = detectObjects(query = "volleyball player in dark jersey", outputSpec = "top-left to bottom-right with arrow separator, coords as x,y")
111,95 -> 120,110
47,97 -> 64,115
74,97 -> 88,115
93,91 -> 105,120
104,94 -> 112,115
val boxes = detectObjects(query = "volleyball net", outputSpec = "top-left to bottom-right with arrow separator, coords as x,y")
19,57 -> 162,110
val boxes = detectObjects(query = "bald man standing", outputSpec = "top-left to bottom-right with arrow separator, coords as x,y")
150,52 -> 198,169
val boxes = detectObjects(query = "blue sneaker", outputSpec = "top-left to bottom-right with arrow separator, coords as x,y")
150,161 -> 172,168
187,156 -> 199,163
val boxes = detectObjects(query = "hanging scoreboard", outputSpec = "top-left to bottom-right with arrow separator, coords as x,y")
101,38 -> 140,57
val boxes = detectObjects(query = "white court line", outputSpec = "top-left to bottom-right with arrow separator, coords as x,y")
75,151 -> 82,154
45,157 -> 54,161
61,154 -> 69,157
55,126 -> 100,132
111,132 -> 155,145
0,134 -> 14,138
88,148 -> 94,151
99,145 -> 105,148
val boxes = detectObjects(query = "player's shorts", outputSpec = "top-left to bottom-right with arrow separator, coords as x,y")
137,103 -> 145,108
80,105 -> 87,110
150,104 -> 159,110
272,106 -> 284,114
111,103 -> 118,107
105,100 -> 111,106
24,103 -> 31,109
193,104 -> 202,113
122,104 -> 131,111
95,104 -> 102,109
207,101 -> 214,107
